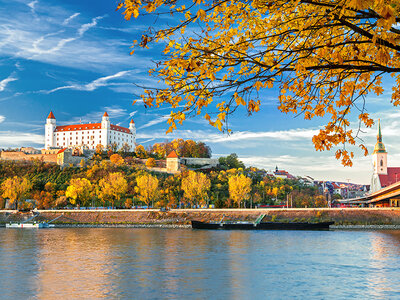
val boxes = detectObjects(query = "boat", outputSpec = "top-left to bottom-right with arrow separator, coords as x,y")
5,212 -> 63,229
6,222 -> 54,228
191,214 -> 334,230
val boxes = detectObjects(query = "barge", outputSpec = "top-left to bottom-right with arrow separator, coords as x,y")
191,215 -> 334,230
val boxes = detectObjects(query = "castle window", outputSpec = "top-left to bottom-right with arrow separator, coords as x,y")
380,160 -> 383,167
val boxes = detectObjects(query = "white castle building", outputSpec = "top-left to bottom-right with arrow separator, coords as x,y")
45,111 -> 136,151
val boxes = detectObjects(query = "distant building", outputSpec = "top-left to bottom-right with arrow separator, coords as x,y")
273,166 -> 295,179
57,147 -> 93,167
45,111 -> 136,151
370,120 -> 400,192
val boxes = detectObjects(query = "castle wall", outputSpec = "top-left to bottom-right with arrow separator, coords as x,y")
0,151 -> 57,163
180,157 -> 219,167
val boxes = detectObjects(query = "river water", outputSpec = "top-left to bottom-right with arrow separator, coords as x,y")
0,228 -> 399,299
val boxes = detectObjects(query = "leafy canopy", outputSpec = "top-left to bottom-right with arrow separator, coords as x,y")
136,173 -> 159,205
228,174 -> 252,206
118,0 -> 400,165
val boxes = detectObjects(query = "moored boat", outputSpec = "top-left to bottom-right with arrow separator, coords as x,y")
191,220 -> 334,230
6,222 -> 54,228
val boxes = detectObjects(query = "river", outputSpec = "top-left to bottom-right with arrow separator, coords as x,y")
0,228 -> 399,299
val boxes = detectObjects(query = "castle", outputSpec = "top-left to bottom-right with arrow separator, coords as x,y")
370,120 -> 400,193
45,111 -> 136,151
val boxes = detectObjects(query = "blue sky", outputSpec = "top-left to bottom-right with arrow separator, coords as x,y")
1,0 -> 400,184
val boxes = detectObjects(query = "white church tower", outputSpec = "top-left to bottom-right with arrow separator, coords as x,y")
372,119 -> 388,175
45,111 -> 56,149
101,111 -> 110,147
129,119 -> 136,148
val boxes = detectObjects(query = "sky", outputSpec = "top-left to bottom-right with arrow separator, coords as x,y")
1,0 -> 400,184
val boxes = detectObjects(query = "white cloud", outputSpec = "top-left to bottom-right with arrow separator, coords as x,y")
27,0 -> 38,14
45,70 -> 131,93
129,111 -> 137,117
0,115 -> 5,123
30,16 -> 104,56
137,127 -> 318,143
138,115 -> 170,129
0,4 -> 153,73
63,12 -> 80,25
0,74 -> 17,91
65,106 -> 128,124
0,131 -> 43,147
78,15 -> 103,36
238,154 -> 372,184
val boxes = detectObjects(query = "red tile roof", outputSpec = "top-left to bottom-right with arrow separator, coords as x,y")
110,124 -> 131,134
130,119 -> 135,124
57,148 -> 67,154
167,151 -> 179,158
47,111 -> 55,119
274,170 -> 295,179
55,123 -> 102,132
55,123 -> 131,134
378,167 -> 400,187
103,112 -> 109,117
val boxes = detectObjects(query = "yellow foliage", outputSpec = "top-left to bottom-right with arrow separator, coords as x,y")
181,170 -> 211,205
117,0 -> 400,165
228,174 -> 252,207
1,176 -> 32,209
110,154 -> 125,166
146,157 -> 156,168
66,178 -> 93,206
97,172 -> 128,207
136,173 -> 159,206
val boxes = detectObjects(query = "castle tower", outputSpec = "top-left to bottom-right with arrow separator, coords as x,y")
373,119 -> 388,175
129,119 -> 136,148
101,112 -> 110,147
166,150 -> 180,172
45,111 -> 56,149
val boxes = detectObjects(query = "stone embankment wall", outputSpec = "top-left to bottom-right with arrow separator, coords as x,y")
1,208 -> 400,225
0,151 -> 57,163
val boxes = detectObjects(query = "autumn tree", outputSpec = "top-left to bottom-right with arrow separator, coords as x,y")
95,144 -> 104,155
65,178 -> 93,207
118,0 -> 400,165
120,142 -> 131,154
97,172 -> 128,208
146,157 -> 156,168
135,144 -> 148,159
110,153 -> 125,166
33,191 -> 54,209
181,170 -> 211,207
228,174 -> 252,208
136,173 -> 159,206
1,176 -> 32,210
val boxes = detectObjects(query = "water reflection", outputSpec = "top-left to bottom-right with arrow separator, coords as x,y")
0,229 -> 400,299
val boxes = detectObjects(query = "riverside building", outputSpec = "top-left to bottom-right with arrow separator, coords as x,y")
45,111 -> 136,151
370,119 -> 400,192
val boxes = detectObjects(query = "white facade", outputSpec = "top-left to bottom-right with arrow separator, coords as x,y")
45,111 -> 136,151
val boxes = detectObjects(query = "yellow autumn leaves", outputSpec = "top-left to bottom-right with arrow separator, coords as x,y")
118,0 -> 400,166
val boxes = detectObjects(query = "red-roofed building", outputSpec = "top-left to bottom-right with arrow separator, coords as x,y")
167,150 -> 179,158
370,120 -> 400,192
166,151 -> 180,172
273,166 -> 295,179
45,111 -> 136,151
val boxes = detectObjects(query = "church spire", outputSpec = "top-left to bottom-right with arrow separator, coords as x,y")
378,119 -> 382,142
373,119 -> 387,154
